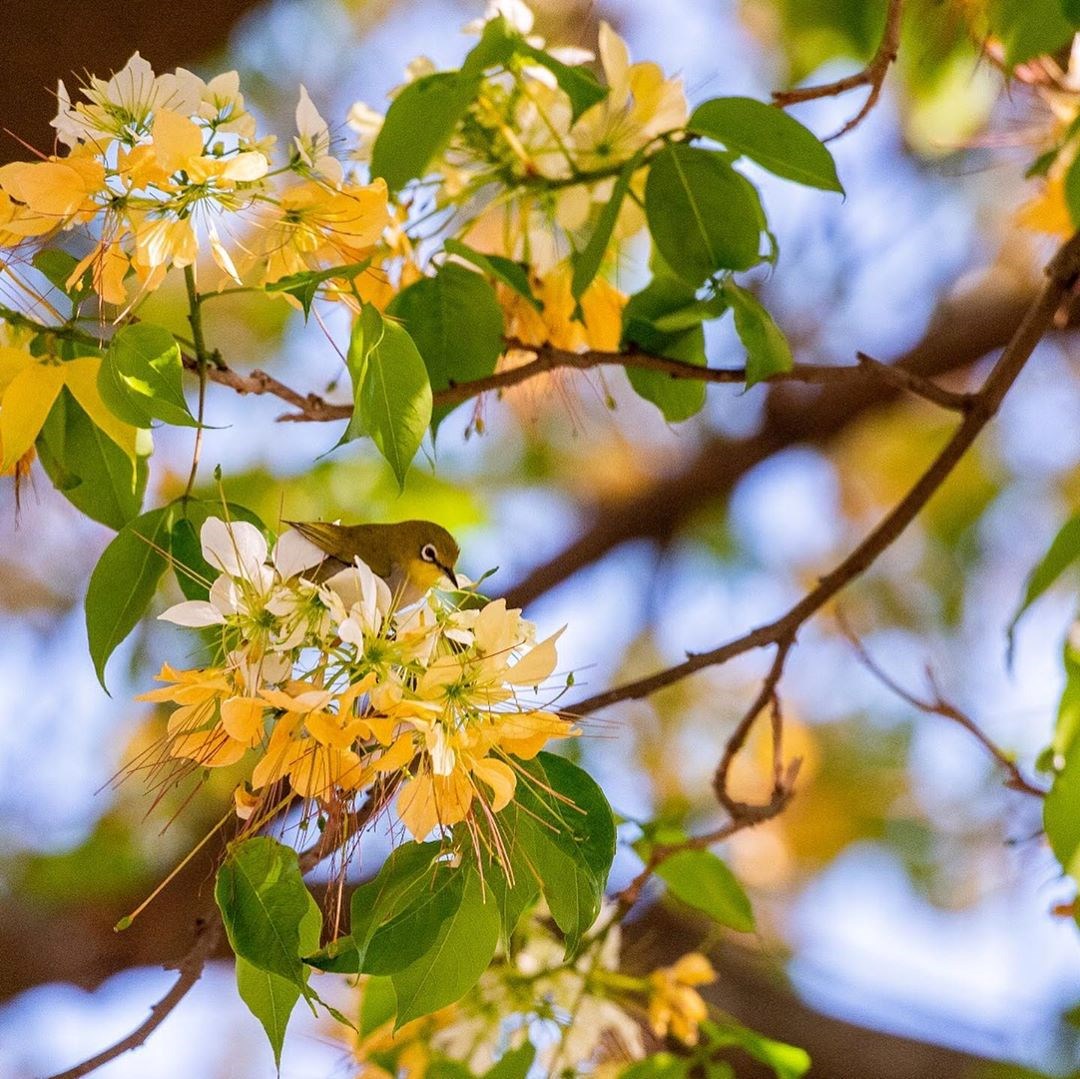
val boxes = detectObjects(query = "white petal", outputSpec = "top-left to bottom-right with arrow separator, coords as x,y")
209,574 -> 239,616
158,600 -> 225,627
201,518 -> 268,581
274,529 -> 328,579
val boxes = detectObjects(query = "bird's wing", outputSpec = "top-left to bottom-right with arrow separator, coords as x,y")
284,521 -> 393,578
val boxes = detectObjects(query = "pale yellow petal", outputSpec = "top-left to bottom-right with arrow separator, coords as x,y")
0,362 -> 65,471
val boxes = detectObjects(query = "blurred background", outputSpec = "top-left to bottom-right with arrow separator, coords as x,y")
1,1 -> 1079,1076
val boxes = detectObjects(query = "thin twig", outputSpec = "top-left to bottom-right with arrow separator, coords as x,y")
568,229 -> 1080,717
773,0 -> 904,141
43,916 -> 221,1079
839,616 -> 1046,798
44,786 -> 393,1079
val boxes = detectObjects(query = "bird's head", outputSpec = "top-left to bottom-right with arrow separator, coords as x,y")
389,520 -> 461,595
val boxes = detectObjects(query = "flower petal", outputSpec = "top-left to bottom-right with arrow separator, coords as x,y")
273,528 -> 327,579
201,517 -> 268,581
158,600 -> 226,627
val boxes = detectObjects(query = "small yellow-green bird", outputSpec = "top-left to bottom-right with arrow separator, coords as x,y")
286,519 -> 460,604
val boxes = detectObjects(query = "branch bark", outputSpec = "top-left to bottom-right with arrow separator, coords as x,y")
566,233 -> 1080,718
502,272 -> 1044,611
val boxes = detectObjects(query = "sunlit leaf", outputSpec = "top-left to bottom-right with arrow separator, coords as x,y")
390,865 -> 500,1026
85,504 -> 171,689
655,849 -> 755,933
372,71 -> 480,192
724,283 -> 794,386
645,145 -> 764,286
689,96 -> 842,193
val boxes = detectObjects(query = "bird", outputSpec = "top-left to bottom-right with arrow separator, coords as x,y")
285,519 -> 460,605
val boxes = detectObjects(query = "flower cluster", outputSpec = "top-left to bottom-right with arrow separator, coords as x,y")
340,904 -> 718,1077
350,0 -> 687,347
0,54 -> 389,303
138,517 -> 575,840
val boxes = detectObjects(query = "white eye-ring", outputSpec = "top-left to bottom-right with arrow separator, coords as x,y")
421,543 -> 438,562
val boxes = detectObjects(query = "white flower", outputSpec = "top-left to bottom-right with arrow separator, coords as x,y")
294,85 -> 344,186
322,558 -> 392,646
346,101 -> 383,162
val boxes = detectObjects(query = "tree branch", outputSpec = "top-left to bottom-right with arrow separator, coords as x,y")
567,231 -> 1080,718
43,786 -> 392,1079
772,0 -> 904,140
839,615 -> 1046,798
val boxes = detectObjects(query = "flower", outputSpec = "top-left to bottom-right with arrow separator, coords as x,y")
158,517 -> 328,661
294,86 -> 345,186
137,663 -> 265,768
246,178 -> 390,284
0,343 -> 146,474
646,952 -> 716,1045
371,599 -> 575,840
571,23 -> 687,172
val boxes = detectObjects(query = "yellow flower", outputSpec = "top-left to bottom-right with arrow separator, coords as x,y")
0,347 -> 147,474
0,153 -> 105,242
137,663 -> 264,769
501,264 -> 626,353
251,679 -> 378,801
370,599 -> 576,840
250,179 -> 390,284
1017,176 -> 1074,237
646,953 -> 716,1046
571,23 -> 687,172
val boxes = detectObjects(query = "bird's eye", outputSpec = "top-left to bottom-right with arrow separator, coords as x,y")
421,543 -> 438,562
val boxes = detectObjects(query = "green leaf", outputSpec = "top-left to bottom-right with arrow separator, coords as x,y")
215,837 -> 314,986
655,850 -> 755,933
645,145 -> 765,287
688,97 -> 843,193
1009,512 -> 1080,647
85,505 -> 171,689
264,259 -> 372,319
1055,635 -> 1080,757
724,283 -> 793,386
345,304 -> 432,488
990,0 -> 1074,66
98,324 -> 197,428
518,44 -> 607,122
1066,0 -> 1080,27
305,841 -> 441,974
572,156 -> 637,301
461,15 -> 519,75
620,1054 -> 691,1079
444,239 -> 541,310
701,1019 -> 811,1079
484,1043 -> 536,1079
36,387 -> 149,530
372,71 -> 480,192
482,835 -> 540,947
390,865 -> 500,1025
235,895 -> 321,1067
33,249 -> 89,305
364,861 -> 462,975
1047,737 -> 1080,881
622,275 -> 712,422
387,264 -> 504,432
359,975 -> 398,1035
513,752 -> 617,953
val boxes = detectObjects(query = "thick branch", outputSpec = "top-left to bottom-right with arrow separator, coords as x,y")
568,232 -> 1080,717
202,338 -> 969,424
773,0 -> 904,140
503,273 -> 1042,611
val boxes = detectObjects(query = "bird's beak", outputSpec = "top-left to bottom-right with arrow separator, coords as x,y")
438,562 -> 459,589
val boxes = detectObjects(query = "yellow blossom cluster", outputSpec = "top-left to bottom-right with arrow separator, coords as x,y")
0,54 -> 389,304
138,516 -> 575,840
